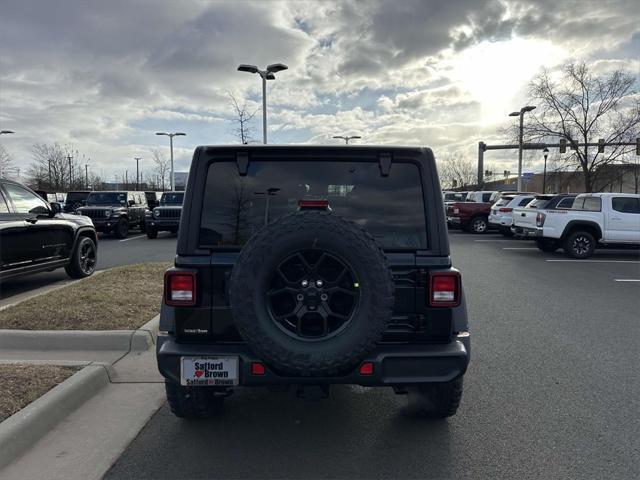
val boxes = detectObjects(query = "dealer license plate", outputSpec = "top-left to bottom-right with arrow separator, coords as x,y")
180,357 -> 239,386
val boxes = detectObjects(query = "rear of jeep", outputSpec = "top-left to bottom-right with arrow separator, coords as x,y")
157,145 -> 470,419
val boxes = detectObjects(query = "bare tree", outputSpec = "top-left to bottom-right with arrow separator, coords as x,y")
524,62 -> 639,191
26,143 -> 84,190
151,148 -> 170,191
228,93 -> 259,144
438,153 -> 477,189
0,144 -> 17,179
221,177 -> 252,244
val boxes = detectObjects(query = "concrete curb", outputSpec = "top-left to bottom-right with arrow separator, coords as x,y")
0,316 -> 159,353
0,364 -> 110,470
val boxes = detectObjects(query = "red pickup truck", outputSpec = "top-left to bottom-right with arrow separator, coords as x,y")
447,202 -> 492,234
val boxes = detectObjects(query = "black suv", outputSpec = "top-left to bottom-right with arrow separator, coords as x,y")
0,179 -> 98,281
158,146 -> 470,419
77,191 -> 148,238
145,191 -> 184,239
63,190 -> 92,213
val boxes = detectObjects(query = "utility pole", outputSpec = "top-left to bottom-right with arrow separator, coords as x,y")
85,164 -> 89,189
125,170 -> 128,188
67,155 -> 73,190
509,105 -> 536,191
134,157 -> 142,190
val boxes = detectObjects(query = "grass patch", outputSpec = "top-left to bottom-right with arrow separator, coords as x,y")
0,364 -> 78,422
0,262 -> 171,330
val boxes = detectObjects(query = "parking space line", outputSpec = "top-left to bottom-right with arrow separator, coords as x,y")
614,279 -> 640,282
502,247 -> 538,250
119,234 -> 146,242
546,259 -> 640,264
474,239 -> 521,242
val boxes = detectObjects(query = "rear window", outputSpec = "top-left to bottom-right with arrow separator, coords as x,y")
526,197 -> 552,209
199,161 -> 427,249
517,197 -> 534,207
556,197 -> 575,209
495,196 -> 514,207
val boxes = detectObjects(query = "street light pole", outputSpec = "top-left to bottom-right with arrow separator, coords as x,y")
134,157 -> 142,190
238,63 -> 288,144
85,164 -> 89,189
333,135 -> 362,144
542,147 -> 549,193
509,105 -> 536,191
155,132 -> 186,191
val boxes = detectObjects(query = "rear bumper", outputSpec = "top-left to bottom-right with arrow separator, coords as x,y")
512,225 -> 541,237
156,334 -> 470,386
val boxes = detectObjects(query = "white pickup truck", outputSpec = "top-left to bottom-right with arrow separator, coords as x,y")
531,193 -> 640,258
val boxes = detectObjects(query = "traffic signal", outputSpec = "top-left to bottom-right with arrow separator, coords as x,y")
559,138 -> 567,153
598,138 -> 605,153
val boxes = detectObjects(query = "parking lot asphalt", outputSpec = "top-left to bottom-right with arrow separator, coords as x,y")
0,232 -> 178,307
105,231 -> 640,480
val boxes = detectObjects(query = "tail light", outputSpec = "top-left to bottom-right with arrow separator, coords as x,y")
429,272 -> 461,307
499,207 -> 513,213
359,362 -> 374,376
452,207 -> 460,215
536,212 -> 546,227
164,271 -> 197,306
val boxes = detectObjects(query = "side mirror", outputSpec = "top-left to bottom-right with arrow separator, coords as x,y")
128,200 -> 136,207
49,202 -> 62,216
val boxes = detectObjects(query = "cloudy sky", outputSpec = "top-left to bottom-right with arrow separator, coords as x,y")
0,0 -> 638,182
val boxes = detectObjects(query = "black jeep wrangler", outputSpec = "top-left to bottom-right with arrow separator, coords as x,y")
77,190 -> 148,238
157,146 -> 470,418
145,191 -> 184,239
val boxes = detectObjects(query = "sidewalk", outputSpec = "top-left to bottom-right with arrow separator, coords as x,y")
0,317 -> 165,480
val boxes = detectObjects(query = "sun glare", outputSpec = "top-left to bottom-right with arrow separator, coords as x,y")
452,38 -> 566,122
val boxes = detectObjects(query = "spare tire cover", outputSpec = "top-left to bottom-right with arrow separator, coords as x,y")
229,210 -> 394,376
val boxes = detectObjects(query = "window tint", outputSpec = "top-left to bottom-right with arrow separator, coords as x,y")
581,197 -> 601,211
526,198 -> 550,209
87,192 -> 127,204
4,183 -> 50,214
482,193 -> 492,202
161,192 -> 184,205
612,197 -> 640,214
518,197 -> 533,206
556,197 -> 575,209
466,192 -> 476,202
495,197 -> 513,207
200,161 -> 427,249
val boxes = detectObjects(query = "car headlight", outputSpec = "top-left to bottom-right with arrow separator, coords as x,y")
154,209 -> 160,218
104,210 -> 112,218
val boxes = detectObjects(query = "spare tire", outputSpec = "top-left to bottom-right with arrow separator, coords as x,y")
229,210 -> 394,376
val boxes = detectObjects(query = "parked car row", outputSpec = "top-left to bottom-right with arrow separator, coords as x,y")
0,179 -> 186,282
446,189 -> 640,258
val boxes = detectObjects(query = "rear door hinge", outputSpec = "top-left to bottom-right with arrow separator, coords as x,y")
378,153 -> 392,177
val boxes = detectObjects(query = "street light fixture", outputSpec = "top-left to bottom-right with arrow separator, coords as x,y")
155,132 -> 186,191
237,63 -> 289,144
542,147 -> 549,193
333,135 -> 362,145
509,105 -> 536,191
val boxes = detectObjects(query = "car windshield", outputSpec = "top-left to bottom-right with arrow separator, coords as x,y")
200,160 -> 427,249
66,192 -> 88,203
86,192 -> 127,205
161,193 -> 184,205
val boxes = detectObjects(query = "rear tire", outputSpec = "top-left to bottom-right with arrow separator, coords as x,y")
146,227 -> 158,239
500,228 -> 514,237
470,216 -> 488,234
165,381 -> 225,419
65,237 -> 97,279
535,238 -> 559,253
405,377 -> 464,419
114,219 -> 129,239
563,230 -> 595,259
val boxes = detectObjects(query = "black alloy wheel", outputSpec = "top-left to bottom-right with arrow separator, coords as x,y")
79,239 -> 97,275
266,250 -> 360,340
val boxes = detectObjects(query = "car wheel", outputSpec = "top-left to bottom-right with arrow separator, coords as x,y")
229,210 -> 394,377
564,231 -> 595,259
146,227 -> 158,239
405,377 -> 464,419
535,238 -> 559,253
65,237 -> 97,279
471,217 -> 488,234
114,219 -> 129,239
165,381 -> 226,419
